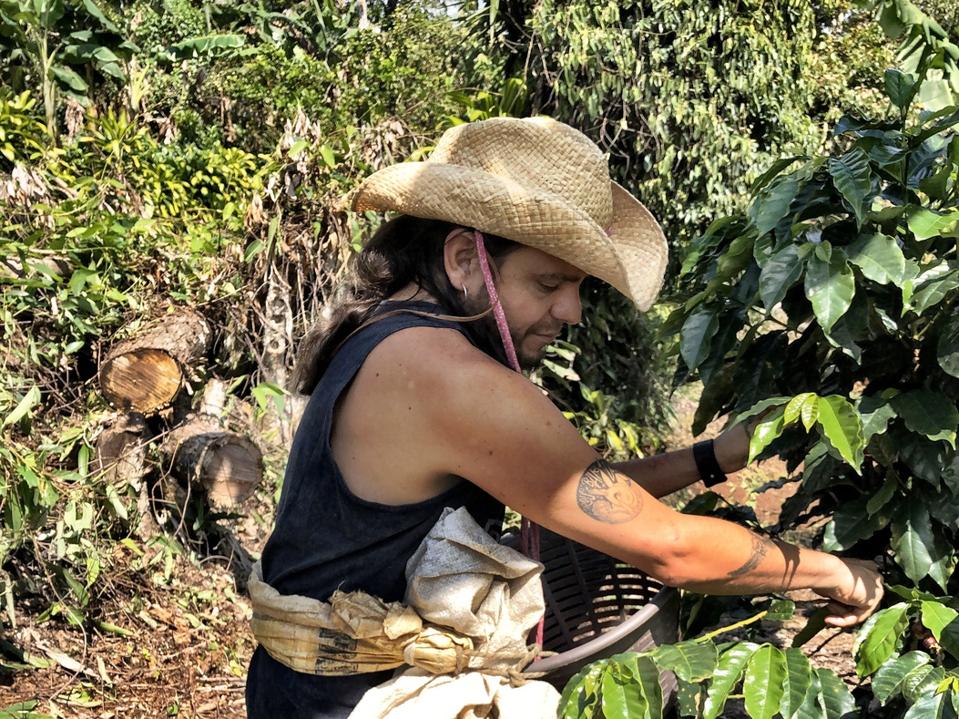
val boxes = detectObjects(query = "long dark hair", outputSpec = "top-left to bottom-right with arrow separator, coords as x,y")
291,215 -> 520,395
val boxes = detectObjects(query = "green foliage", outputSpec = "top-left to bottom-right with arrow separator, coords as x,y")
0,0 -> 134,135
154,4 -> 469,153
668,4 -> 959,714
520,0 -> 895,251
532,284 -> 673,458
854,592 -> 959,715
0,90 -> 47,168
878,0 -> 959,112
671,43 -> 959,592
0,1 -> 510,635
2,9 -> 951,718
559,637 -> 853,719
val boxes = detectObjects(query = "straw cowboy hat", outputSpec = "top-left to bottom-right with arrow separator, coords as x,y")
350,116 -> 668,311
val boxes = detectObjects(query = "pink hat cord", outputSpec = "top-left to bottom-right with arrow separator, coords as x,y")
472,230 -> 522,373
472,230 -> 545,649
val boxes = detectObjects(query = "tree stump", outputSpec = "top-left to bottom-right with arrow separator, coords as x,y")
163,417 -> 264,509
98,310 -> 211,415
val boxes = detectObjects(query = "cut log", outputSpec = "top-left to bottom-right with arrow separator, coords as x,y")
93,412 -> 150,484
163,417 -> 263,509
99,310 -> 211,415
198,378 -> 229,418
92,412 -> 159,539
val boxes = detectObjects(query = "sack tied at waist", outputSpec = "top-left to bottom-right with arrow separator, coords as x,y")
249,562 -> 475,676
249,507 -> 561,719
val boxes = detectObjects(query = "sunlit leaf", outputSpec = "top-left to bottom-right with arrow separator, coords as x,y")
816,668 -> 856,719
902,691 -> 948,719
886,68 -> 919,109
744,645 -> 787,719
652,640 -> 717,683
805,251 -> 855,333
2,386 -> 41,428
780,648 -> 813,719
748,409 -> 786,463
828,148 -> 873,227
815,395 -> 865,472
872,651 -> 930,705
906,206 -> 959,240
891,499 -> 953,589
846,232 -> 906,285
855,602 -> 909,676
600,664 -> 648,719
859,394 -> 898,442
559,662 -> 602,719
703,642 -> 758,719
750,174 -> 801,236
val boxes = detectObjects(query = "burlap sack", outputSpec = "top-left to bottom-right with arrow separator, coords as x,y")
249,565 -> 474,675
249,506 -> 559,717
349,507 -> 559,718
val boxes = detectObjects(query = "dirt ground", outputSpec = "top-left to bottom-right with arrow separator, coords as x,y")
0,506 -> 268,718
0,386 -> 860,718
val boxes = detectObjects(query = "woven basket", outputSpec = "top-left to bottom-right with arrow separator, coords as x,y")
525,527 -> 681,693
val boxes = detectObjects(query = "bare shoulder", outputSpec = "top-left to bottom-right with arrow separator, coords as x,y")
331,325 -> 498,504
362,324 -> 516,396
358,322 -> 580,462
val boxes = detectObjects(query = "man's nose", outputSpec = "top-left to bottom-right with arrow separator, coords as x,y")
552,285 -> 582,326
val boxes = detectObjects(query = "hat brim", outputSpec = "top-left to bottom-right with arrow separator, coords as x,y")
351,163 -> 667,310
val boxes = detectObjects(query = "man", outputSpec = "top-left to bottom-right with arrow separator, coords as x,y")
246,117 -> 883,718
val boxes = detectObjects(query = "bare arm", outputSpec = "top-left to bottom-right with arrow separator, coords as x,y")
612,422 -> 751,498
569,458 -> 880,627
611,448 -> 701,498
402,332 -> 882,627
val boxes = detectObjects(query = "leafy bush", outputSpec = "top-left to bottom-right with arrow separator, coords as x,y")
661,3 -> 959,714
531,282 -> 674,456
0,0 -> 134,136
522,0 -> 894,251
0,89 -> 47,168
0,2 -> 493,633
670,62 -> 959,591
853,585 -> 959,715
560,601 -> 857,719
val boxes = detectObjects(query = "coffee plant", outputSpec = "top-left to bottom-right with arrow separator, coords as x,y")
559,601 -> 857,719
664,12 -> 959,716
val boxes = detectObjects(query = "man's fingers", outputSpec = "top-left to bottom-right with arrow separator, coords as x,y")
824,612 -> 860,628
823,600 -> 874,628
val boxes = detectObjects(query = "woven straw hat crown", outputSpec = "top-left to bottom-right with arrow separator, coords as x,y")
352,116 -> 668,310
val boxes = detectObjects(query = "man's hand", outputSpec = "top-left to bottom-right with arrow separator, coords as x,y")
815,557 -> 885,628
713,409 -> 778,474
713,422 -> 749,473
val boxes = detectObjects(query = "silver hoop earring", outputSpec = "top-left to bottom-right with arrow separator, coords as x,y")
463,285 -> 469,300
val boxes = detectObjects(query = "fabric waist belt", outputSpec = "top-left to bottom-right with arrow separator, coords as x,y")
248,561 -> 474,676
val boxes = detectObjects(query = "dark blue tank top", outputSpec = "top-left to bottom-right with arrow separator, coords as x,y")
245,301 -> 505,718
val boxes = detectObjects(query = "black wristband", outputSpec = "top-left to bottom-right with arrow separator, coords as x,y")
693,440 -> 727,488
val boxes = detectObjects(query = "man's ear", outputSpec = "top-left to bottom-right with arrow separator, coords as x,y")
443,228 -> 479,293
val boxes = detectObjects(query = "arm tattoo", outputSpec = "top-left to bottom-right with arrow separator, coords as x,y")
726,532 -> 771,579
576,459 -> 643,524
